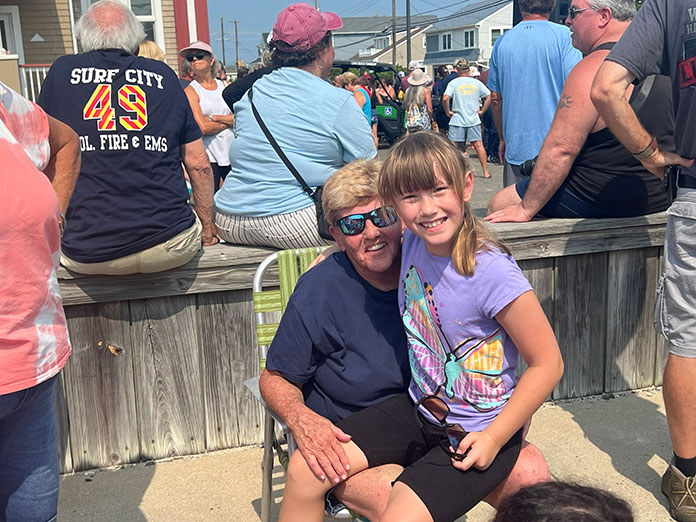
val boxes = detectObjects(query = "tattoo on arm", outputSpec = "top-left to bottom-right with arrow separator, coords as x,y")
557,95 -> 573,110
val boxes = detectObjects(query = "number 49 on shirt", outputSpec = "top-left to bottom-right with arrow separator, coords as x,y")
83,84 -> 148,131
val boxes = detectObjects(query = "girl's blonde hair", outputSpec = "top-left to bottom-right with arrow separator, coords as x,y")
378,132 -> 509,276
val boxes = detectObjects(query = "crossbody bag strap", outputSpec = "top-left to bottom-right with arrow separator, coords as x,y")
248,87 -> 317,200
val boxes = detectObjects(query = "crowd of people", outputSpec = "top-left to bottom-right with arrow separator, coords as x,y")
1,0 -> 695,521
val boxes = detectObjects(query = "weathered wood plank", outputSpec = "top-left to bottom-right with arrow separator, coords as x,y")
492,212 -> 667,237
199,290 -> 263,450
131,295 -> 205,460
57,215 -> 668,306
63,303 -> 139,471
54,372 -> 73,474
517,258 -> 555,380
605,248 -> 660,392
57,265 -> 277,306
553,253 -> 608,399
501,225 -> 665,261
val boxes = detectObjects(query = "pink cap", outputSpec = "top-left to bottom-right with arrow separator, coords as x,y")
272,3 -> 342,53
179,41 -> 214,58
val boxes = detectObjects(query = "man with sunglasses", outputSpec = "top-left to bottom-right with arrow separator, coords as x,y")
487,0 -> 674,223
592,1 -> 696,520
260,160 -> 551,520
488,0 -> 581,187
38,0 -> 216,275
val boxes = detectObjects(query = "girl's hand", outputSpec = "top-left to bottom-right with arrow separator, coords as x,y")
450,430 -> 502,471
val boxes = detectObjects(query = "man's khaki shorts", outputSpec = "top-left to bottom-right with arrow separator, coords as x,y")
61,216 -> 202,275
654,187 -> 696,358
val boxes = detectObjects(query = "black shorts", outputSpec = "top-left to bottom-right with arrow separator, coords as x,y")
337,393 -> 522,522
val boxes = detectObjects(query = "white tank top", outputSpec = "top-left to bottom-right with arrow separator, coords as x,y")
189,79 -> 235,166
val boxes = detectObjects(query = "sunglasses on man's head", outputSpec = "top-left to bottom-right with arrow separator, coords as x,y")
414,395 -> 468,461
567,5 -> 593,19
335,206 -> 398,236
185,52 -> 209,62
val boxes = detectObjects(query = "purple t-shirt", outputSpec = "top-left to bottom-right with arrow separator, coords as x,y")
398,229 -> 532,432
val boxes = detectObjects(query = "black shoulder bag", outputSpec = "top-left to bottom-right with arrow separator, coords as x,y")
247,87 -> 332,240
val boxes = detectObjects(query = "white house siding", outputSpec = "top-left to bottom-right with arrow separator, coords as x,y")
477,3 -> 513,62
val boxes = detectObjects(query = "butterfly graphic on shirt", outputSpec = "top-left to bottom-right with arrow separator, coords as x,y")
402,265 -> 509,412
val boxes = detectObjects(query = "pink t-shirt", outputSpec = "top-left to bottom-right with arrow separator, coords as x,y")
0,81 -> 71,395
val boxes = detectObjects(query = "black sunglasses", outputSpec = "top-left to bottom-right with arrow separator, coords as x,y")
335,206 -> 398,236
567,5 -> 593,19
414,396 -> 469,461
185,52 -> 209,62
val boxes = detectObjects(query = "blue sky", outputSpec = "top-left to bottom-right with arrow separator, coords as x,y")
206,0 -> 475,65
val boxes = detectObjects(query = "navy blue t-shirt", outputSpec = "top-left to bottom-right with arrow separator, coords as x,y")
265,252 -> 410,423
38,50 -> 202,263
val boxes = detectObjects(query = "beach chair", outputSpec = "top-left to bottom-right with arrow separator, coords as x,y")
244,247 -> 360,522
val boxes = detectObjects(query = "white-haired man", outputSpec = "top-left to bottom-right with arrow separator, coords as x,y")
38,0 -> 216,275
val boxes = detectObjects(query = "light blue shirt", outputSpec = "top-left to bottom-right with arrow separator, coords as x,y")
444,76 -> 490,128
488,20 -> 581,165
215,67 -> 376,216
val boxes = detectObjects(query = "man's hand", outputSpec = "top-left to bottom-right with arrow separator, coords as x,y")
485,203 -> 533,223
640,150 -> 695,179
292,408 -> 352,484
451,430 -> 502,472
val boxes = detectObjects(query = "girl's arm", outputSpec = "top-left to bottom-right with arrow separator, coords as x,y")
425,87 -> 433,114
453,290 -> 563,471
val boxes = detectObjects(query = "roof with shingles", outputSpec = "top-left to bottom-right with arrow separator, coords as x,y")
427,0 -> 512,32
338,15 -> 437,34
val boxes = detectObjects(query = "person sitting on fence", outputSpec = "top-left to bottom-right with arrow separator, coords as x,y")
213,3 -> 375,249
260,159 -> 553,521
38,0 -> 216,275
486,0 -> 673,223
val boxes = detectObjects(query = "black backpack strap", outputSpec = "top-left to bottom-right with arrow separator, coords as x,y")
247,87 -> 317,200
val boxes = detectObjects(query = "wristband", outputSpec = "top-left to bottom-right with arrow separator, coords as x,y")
632,136 -> 658,161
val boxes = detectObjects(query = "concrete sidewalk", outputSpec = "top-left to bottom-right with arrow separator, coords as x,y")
58,388 -> 674,521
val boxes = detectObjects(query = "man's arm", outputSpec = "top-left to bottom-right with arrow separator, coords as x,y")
181,139 -> 216,245
591,60 -> 694,177
259,369 -> 352,483
490,91 -> 504,160
486,56 -> 602,222
43,115 -> 80,216
479,94 -> 491,116
442,94 -> 453,118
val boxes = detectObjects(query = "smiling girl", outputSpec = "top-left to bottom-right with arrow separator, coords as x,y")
279,132 -> 562,522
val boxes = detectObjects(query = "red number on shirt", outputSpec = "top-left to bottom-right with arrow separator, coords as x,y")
83,84 -> 116,131
83,85 -> 148,131
118,85 -> 148,131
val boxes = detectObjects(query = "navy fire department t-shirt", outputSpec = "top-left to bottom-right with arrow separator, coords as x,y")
38,49 -> 202,263
265,252 -> 411,423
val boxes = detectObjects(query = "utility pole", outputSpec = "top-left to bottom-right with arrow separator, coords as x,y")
232,20 -> 239,68
406,0 -> 411,65
391,0 -> 396,65
220,17 -> 227,66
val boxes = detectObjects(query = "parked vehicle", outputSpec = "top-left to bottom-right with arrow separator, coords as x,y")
332,60 -> 406,145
